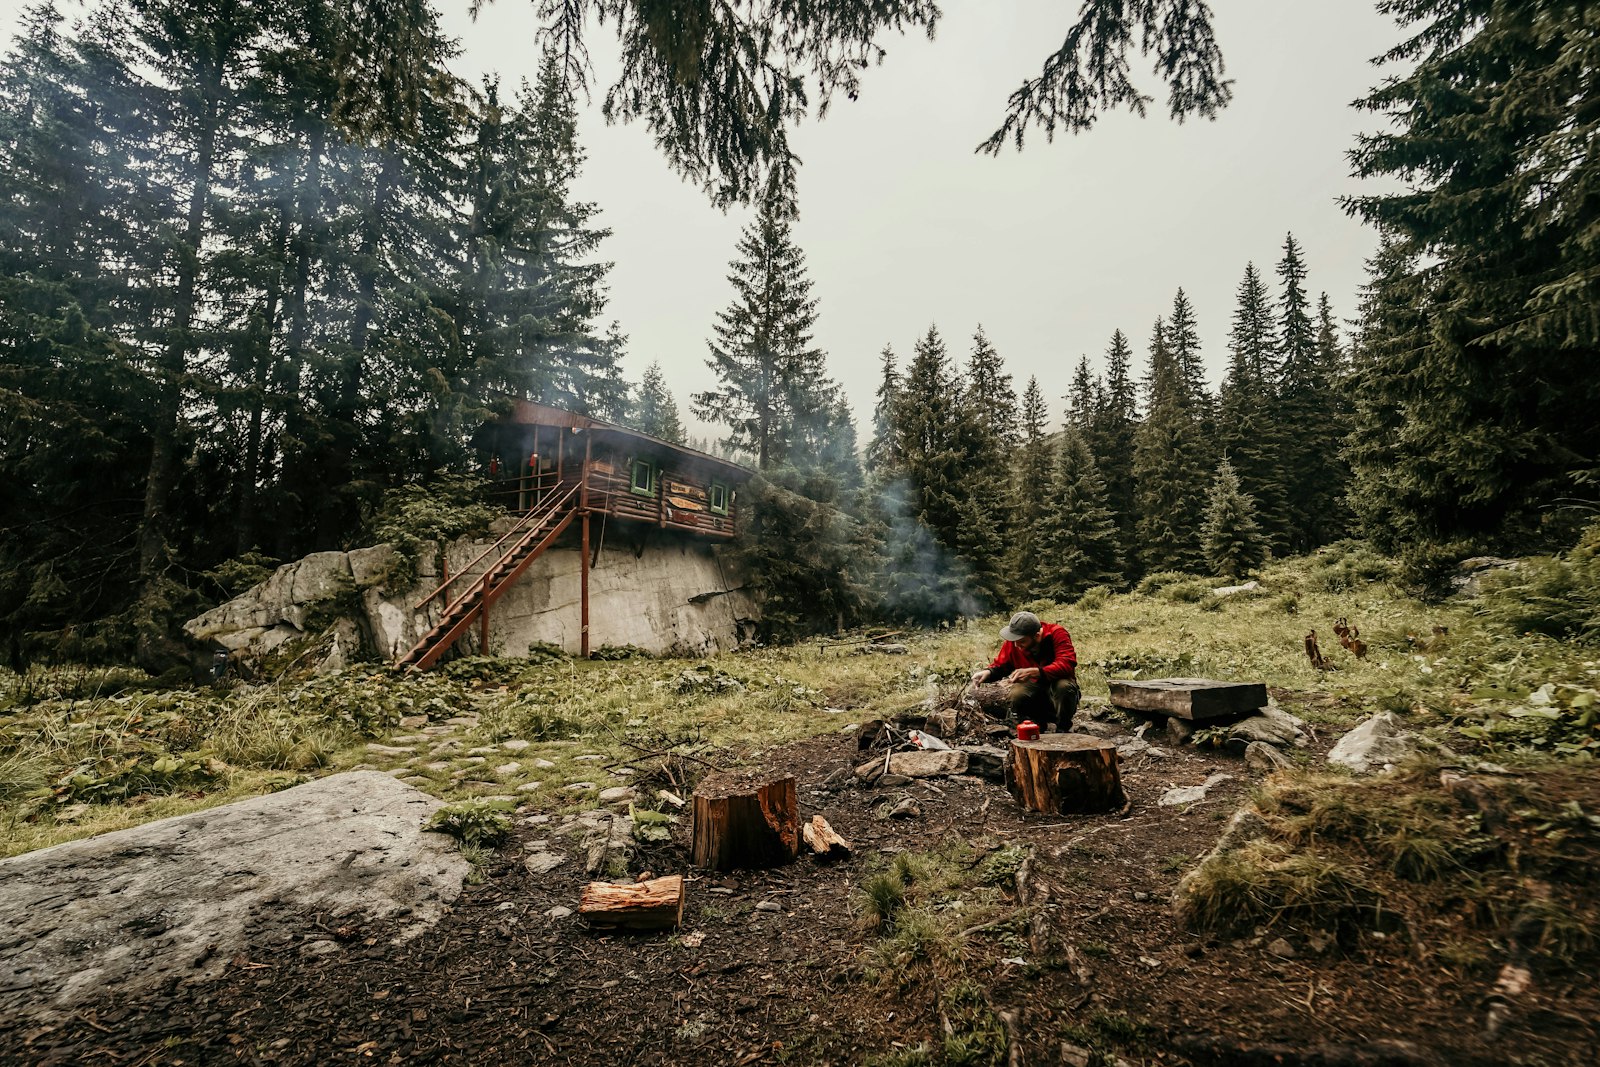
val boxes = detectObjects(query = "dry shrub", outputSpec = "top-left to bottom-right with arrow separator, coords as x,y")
1176,838 -> 1384,937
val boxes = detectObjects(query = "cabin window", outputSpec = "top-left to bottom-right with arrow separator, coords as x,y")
629,457 -> 657,496
708,481 -> 729,515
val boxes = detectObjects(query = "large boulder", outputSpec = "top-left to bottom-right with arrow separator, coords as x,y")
186,531 -> 759,668
0,772 -> 468,1021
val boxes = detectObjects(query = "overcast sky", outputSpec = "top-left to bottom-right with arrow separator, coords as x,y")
441,0 -> 1407,437
4,1 -> 1409,438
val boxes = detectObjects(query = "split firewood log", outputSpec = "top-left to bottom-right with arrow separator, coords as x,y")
579,874 -> 685,931
801,815 -> 852,860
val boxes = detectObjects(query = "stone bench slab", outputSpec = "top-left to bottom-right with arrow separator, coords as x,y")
1107,678 -> 1269,721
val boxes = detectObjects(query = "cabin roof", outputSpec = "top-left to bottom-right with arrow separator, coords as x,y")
503,400 -> 755,483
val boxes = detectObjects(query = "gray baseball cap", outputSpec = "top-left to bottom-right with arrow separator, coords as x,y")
1000,611 -> 1042,642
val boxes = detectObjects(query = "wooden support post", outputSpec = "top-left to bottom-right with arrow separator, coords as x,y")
580,432 -> 591,659
1007,734 -> 1127,814
691,770 -> 800,871
579,874 -> 685,931
479,589 -> 490,655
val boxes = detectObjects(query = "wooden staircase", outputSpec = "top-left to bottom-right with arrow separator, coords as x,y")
397,481 -> 580,672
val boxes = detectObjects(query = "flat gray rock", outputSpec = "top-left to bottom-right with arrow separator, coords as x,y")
1227,707 -> 1309,748
0,771 -> 468,1021
1328,712 -> 1419,773
1159,773 -> 1233,808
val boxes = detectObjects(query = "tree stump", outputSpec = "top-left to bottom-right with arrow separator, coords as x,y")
579,874 -> 685,931
690,770 -> 799,871
1007,734 -> 1127,814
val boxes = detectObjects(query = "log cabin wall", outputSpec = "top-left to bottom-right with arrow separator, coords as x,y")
482,403 -> 748,541
584,441 -> 738,539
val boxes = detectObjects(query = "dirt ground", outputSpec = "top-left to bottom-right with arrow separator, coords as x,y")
2,696 -> 1595,1067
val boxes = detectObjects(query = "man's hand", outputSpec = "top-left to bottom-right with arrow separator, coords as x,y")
970,669 -> 990,685
1010,667 -> 1041,684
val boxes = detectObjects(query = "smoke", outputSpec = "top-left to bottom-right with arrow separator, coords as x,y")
872,478 -> 984,622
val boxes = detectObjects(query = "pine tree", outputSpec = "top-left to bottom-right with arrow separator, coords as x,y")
1201,457 -> 1265,579
1041,428 -> 1123,599
1087,328 -> 1138,576
956,326 -> 1015,605
629,361 -> 685,442
1010,378 -> 1054,575
891,326 -> 967,552
1166,288 -> 1209,413
1345,238 -> 1442,554
963,325 -> 1016,441
1067,355 -> 1097,429
1274,234 -> 1343,552
865,344 -> 901,473
1217,262 -> 1287,553
954,494 -> 1008,613
1133,318 -> 1207,574
455,61 -> 625,423
694,191 -> 830,470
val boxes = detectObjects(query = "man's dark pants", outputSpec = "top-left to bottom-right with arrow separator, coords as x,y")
1005,676 -> 1081,730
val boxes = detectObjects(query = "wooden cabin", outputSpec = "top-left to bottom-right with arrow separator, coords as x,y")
485,400 -> 749,538
399,402 -> 754,670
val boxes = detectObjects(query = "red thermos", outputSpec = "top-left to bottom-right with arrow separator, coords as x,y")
1016,720 -> 1040,741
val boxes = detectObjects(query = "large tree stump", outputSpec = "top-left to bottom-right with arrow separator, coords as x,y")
1007,734 -> 1127,814
691,770 -> 799,871
579,874 -> 685,931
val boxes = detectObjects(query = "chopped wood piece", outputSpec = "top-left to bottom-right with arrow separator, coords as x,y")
802,815 -> 852,860
1007,734 -> 1127,814
691,770 -> 799,871
579,874 -> 685,931
1107,678 -> 1269,721
965,682 -> 1012,718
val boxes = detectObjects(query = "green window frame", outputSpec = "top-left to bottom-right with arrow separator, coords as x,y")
708,481 -> 729,515
629,457 -> 657,496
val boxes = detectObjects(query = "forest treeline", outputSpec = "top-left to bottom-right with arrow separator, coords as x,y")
0,1 -> 638,664
2,1 -> 1598,664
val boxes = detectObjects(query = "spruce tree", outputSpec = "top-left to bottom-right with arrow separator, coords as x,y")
1088,328 -> 1139,576
1201,457 -> 1265,579
694,191 -> 830,470
964,325 -> 1016,441
1167,287 -> 1210,414
629,361 -> 685,442
1274,234 -> 1344,551
1067,355 -> 1098,429
889,325 -> 968,559
1133,318 -> 1207,574
1010,377 -> 1054,575
1217,262 -> 1287,553
1041,428 -> 1123,600
865,344 -> 901,473
956,326 -> 1015,605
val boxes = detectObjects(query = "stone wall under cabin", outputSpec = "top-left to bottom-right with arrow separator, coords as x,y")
184,523 -> 757,672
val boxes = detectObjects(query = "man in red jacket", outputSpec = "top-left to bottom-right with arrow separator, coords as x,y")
970,611 -> 1080,731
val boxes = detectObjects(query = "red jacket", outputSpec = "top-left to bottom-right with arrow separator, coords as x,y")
986,621 -> 1076,682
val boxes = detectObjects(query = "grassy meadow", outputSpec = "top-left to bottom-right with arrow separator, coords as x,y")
2,541 -> 1596,862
